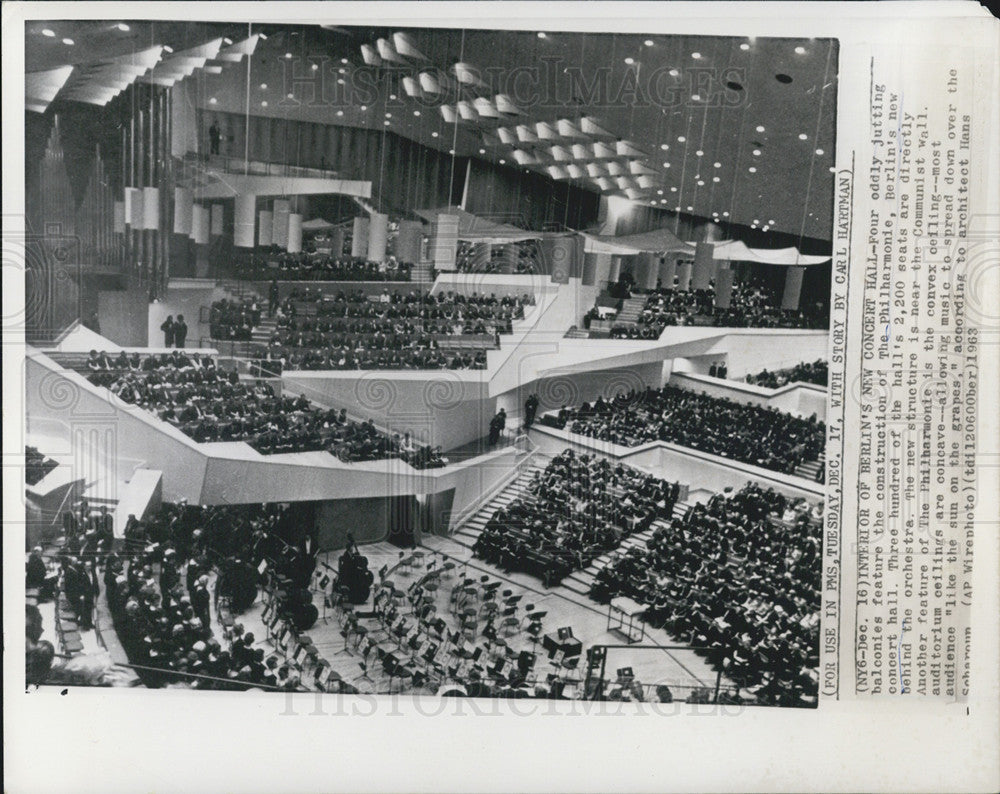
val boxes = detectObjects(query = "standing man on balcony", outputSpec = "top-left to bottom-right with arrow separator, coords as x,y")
209,119 -> 221,156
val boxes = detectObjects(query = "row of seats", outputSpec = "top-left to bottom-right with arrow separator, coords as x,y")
541,385 -> 826,477
473,450 -> 681,586
84,352 -> 446,467
745,359 -> 829,389
233,251 -> 413,282
590,483 -> 821,707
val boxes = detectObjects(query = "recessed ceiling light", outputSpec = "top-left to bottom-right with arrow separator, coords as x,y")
449,149 -> 455,155
42,28 -> 55,37
795,46 -> 807,54
714,162 -> 721,168
753,219 -> 760,224
337,79 -> 345,85
360,105 -> 367,111
341,58 -> 348,65
223,37 -> 233,45
385,112 -> 392,118
692,52 -> 701,59
624,57 -> 635,65
258,33 -> 268,40
537,32 -> 547,39
338,68 -> 346,74
499,158 -> 505,164
687,205 -> 694,211
697,180 -> 705,186
260,83 -> 267,90
389,94 -> 397,100
285,52 -> 293,59
748,166 -> 757,173
752,149 -> 761,156
163,45 -> 173,53
691,94 -> 701,102
695,150 -> 704,157
815,148 -> 824,155
799,133 -> 808,140
722,212 -> 729,217
669,68 -> 680,77
763,225 -> 770,231
660,143 -> 669,150
432,131 -> 439,138
677,136 -> 686,143
62,37 -> 74,45
663,162 -> 670,168
413,110 -> 420,116
311,63 -> 319,71
739,43 -> 750,51
336,110 -> 344,117
479,148 -> 486,154
384,120 -> 390,126
286,92 -> 294,99
651,201 -> 657,206
644,40 -> 654,47
261,101 -> 268,107
768,219 -> 776,225
117,23 -> 130,32
712,177 -> 720,183
657,189 -> 664,195
756,125 -> 765,133
829,166 -> 836,173
670,186 -> 677,192
209,97 -> 218,104
660,199 -> 667,204
675,206 -> 682,211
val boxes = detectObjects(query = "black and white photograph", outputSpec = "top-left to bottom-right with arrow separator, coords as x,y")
7,4 -> 999,793
20,19 -> 837,705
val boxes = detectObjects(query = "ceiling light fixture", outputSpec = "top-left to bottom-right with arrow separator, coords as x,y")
360,105 -> 367,111
677,135 -> 686,142
723,211 -> 730,217
748,166 -> 757,173
42,28 -> 55,37
692,52 -> 701,59
645,40 -> 654,47
697,180 -> 705,186
498,158 -> 505,164
389,94 -> 397,100
660,143 -> 669,150
695,150 -> 704,156
285,52 -> 292,59
224,37 -> 233,45
311,63 -> 319,71
209,97 -> 218,104
669,68 -> 680,77
432,131 -> 439,138
336,110 -> 344,117
739,42 -> 750,51
799,133 -> 808,140
62,37 -> 74,45
795,46 -> 807,54
341,58 -> 348,65
261,101 -> 268,107
713,176 -> 720,183
714,162 -> 721,168
260,83 -> 267,90
537,32 -> 547,39
413,110 -> 420,116
756,125 -> 765,132
815,148 -> 824,155
624,57 -> 635,65
118,23 -> 130,32
479,148 -> 486,154
752,149 -> 761,156
663,162 -> 670,168
691,94 -> 701,102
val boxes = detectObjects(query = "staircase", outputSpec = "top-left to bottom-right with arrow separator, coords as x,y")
794,450 -> 826,482
560,499 -> 693,596
410,264 -> 435,285
615,296 -> 647,325
449,458 -> 549,549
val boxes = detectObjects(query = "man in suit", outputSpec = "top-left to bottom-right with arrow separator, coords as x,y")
174,315 -> 188,348
160,316 -> 175,347
523,393 -> 539,429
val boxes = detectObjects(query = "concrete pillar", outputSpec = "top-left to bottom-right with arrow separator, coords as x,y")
234,194 -> 255,248
430,214 -> 459,270
272,199 -> 290,249
368,212 -> 388,261
287,213 -> 303,253
781,266 -> 805,310
692,241 -> 715,290
258,210 -> 273,247
351,216 -> 370,258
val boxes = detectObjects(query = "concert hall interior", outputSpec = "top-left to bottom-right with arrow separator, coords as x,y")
23,21 -> 836,706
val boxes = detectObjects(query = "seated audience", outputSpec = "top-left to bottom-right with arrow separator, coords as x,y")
209,298 -> 261,341
233,250 -> 412,282
541,385 -> 825,476
590,483 -> 821,707
745,359 -> 829,389
86,352 -> 446,468
473,449 -> 680,586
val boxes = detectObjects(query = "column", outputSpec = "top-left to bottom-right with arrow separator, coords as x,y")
210,204 -> 224,237
287,213 -> 303,254
677,259 -> 693,290
593,252 -> 613,286
330,227 -> 345,258
367,212 -> 388,262
173,188 -> 193,235
781,266 -> 805,310
582,252 -> 598,286
608,255 -> 622,283
658,256 -> 676,289
234,194 -> 256,248
258,209 -> 273,247
351,216 -> 370,258
272,199 -> 290,249
714,267 -> 735,308
501,242 -> 519,273
691,241 -> 715,290
636,251 -> 659,290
